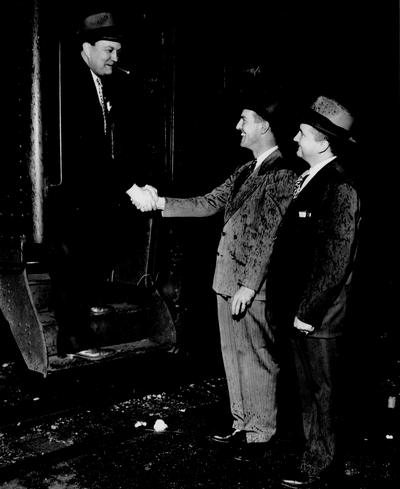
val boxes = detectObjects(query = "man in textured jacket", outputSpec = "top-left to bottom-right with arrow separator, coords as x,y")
267,96 -> 361,487
128,88 -> 301,460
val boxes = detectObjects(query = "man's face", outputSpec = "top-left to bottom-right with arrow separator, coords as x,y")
236,109 -> 265,152
293,123 -> 325,162
84,40 -> 121,76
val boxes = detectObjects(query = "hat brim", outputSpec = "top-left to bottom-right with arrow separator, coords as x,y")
302,109 -> 356,143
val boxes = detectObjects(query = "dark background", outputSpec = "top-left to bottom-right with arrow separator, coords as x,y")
99,1 -> 399,431
3,0 -> 399,435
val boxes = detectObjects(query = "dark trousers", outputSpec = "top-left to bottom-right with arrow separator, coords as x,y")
47,211 -> 117,355
291,334 -> 342,477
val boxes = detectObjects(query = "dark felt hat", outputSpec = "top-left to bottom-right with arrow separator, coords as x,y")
77,11 -> 123,42
239,81 -> 284,124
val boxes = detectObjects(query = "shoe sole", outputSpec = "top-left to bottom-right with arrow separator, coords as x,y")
208,436 -> 231,444
67,351 -> 116,361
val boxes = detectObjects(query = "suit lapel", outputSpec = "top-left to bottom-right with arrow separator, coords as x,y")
292,160 -> 345,208
225,150 -> 282,223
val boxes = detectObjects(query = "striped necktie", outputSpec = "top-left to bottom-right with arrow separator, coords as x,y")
232,159 -> 257,197
94,76 -> 108,134
293,171 -> 310,199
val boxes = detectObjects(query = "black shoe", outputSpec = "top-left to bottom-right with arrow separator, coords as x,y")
67,348 -> 116,361
233,441 -> 270,462
90,305 -> 115,316
209,429 -> 246,445
280,468 -> 316,488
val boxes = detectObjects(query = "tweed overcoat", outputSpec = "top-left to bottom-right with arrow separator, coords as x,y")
267,159 -> 361,337
163,149 -> 298,299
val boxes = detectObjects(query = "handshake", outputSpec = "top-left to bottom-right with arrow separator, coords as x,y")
126,184 -> 165,212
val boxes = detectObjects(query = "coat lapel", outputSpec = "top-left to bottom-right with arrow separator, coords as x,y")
225,150 -> 282,223
294,160 -> 345,206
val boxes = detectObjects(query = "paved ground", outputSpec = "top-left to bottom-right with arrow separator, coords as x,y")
0,350 -> 398,489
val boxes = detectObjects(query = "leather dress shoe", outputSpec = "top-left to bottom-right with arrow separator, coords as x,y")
90,305 -> 114,316
281,461 -> 343,488
233,441 -> 270,462
68,348 -> 116,361
209,429 -> 246,445
280,468 -> 315,488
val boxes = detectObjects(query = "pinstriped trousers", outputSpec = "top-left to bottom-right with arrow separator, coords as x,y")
217,294 -> 279,443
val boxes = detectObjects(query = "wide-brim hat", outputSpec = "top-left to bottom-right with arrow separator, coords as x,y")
77,11 -> 123,42
302,95 -> 356,143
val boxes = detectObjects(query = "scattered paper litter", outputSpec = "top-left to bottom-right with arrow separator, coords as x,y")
134,421 -> 147,428
153,419 -> 168,432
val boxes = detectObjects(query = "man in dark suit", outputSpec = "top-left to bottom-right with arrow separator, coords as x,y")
267,96 -> 361,487
129,89 -> 301,460
48,9 -> 156,360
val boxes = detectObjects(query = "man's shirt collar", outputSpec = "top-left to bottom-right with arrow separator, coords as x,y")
255,146 -> 278,169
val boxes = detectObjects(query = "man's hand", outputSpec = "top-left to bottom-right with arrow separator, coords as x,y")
293,316 -> 315,335
156,196 -> 166,210
143,184 -> 158,201
231,286 -> 256,316
143,186 -> 166,210
126,184 -> 158,212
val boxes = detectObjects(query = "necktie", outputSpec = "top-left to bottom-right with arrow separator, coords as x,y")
95,77 -> 108,134
293,171 -> 310,199
232,159 -> 257,197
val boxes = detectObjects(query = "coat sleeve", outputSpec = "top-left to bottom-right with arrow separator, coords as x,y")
238,170 -> 297,292
162,171 -> 239,217
297,182 -> 361,327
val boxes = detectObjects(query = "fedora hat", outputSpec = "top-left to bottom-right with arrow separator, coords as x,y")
239,78 -> 285,124
77,11 -> 123,42
303,95 -> 355,142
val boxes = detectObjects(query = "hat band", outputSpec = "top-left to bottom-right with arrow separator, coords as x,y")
303,109 -> 352,141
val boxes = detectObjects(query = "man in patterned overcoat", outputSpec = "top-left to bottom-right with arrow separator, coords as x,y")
129,89 -> 301,461
266,95 -> 361,488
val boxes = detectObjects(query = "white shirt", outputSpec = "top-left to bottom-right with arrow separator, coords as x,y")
254,146 -> 278,170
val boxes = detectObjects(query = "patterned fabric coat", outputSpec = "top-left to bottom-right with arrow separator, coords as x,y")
266,158 -> 361,337
163,149 -> 299,299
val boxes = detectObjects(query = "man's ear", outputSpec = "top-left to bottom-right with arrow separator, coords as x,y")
82,42 -> 91,58
261,121 -> 270,134
318,138 -> 330,154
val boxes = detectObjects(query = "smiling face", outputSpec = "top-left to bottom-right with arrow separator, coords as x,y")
293,123 -> 330,166
236,109 -> 266,154
82,39 -> 121,76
